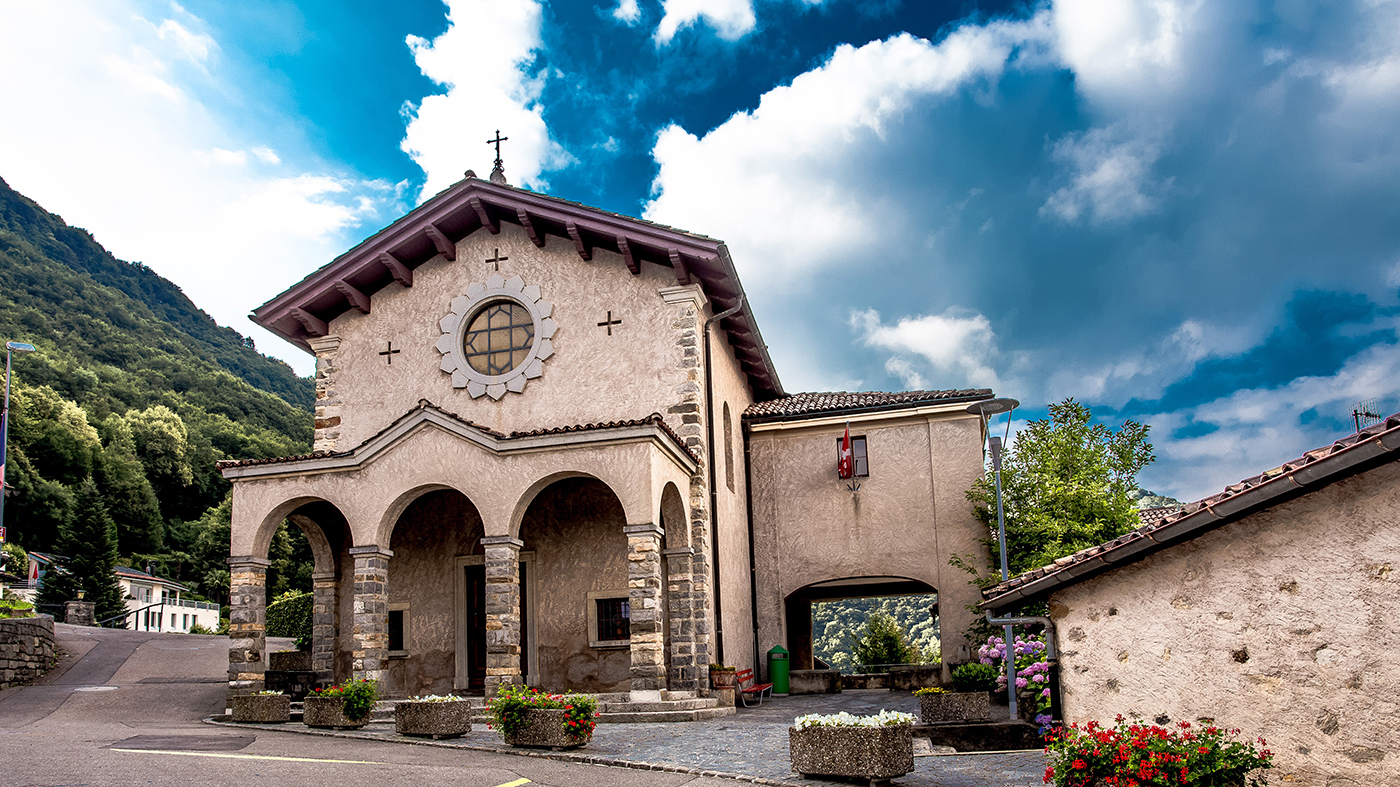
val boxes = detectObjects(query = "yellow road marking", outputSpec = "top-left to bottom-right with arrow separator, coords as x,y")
110,748 -> 385,765
494,780 -> 531,787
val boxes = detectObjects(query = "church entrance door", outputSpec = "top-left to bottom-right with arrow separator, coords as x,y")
464,564 -> 486,691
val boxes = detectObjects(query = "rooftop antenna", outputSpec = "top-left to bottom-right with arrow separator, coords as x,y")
1352,398 -> 1382,433
486,130 -> 509,185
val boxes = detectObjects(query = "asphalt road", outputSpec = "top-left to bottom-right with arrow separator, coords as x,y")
0,624 -> 738,787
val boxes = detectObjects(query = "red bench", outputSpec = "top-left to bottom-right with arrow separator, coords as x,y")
734,668 -> 773,707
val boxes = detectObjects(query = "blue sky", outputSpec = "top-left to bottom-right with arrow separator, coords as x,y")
1,0 -> 1398,501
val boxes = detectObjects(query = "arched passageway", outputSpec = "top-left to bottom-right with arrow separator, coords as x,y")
785,576 -> 937,671
280,500 -> 351,681
385,488 -> 483,697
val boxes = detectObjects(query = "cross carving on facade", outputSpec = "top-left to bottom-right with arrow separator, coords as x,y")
485,248 -> 508,271
597,311 -> 623,335
379,341 -> 401,365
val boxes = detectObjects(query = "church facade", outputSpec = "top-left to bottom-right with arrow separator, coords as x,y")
221,172 -> 994,702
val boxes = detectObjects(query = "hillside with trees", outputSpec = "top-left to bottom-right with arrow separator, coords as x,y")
0,177 -> 315,609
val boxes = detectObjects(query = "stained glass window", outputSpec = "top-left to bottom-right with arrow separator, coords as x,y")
463,299 -> 535,376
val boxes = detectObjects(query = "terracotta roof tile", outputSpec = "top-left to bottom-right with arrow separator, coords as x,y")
744,389 -> 992,422
982,412 -> 1400,603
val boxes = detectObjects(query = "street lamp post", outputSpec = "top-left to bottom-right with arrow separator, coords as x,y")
0,341 -> 36,565
966,397 -> 1020,721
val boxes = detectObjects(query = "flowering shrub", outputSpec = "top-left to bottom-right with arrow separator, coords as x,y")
913,687 -> 949,696
309,679 -> 379,721
486,685 -> 597,742
406,693 -> 469,703
793,710 -> 915,729
979,633 -> 1052,715
1044,717 -> 1273,787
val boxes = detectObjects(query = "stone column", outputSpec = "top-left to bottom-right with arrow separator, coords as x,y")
311,570 -> 338,677
626,524 -> 666,702
664,546 -> 697,691
227,556 -> 270,704
349,546 -> 391,684
308,335 -> 343,453
481,536 -> 523,697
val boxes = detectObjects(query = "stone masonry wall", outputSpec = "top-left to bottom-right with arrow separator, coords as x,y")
309,335 -> 343,453
0,615 -> 55,688
1051,459 -> 1400,787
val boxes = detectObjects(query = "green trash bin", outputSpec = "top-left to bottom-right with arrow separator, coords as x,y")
768,645 -> 790,695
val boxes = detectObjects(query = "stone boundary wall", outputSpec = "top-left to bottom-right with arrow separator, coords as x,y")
0,615 -> 55,688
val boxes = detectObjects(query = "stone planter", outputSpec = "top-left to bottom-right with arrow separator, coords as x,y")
231,694 -> 290,724
788,724 -> 914,784
303,695 -> 370,730
501,708 -> 591,750
919,691 -> 991,724
710,668 -> 738,690
395,700 -> 473,739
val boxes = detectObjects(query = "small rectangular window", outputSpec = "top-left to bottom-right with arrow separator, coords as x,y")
595,598 -> 630,642
837,435 -> 869,477
388,609 -> 405,652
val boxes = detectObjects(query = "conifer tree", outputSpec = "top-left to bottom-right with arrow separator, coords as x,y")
38,478 -> 126,622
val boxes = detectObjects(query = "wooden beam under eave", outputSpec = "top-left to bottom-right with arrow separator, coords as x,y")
424,226 -> 456,261
616,236 -> 639,275
566,221 -> 592,261
518,209 -> 545,248
469,196 -> 498,234
289,308 -> 329,336
668,249 -> 691,285
333,281 -> 371,314
378,252 -> 413,287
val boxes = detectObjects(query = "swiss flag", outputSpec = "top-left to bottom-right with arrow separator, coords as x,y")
837,424 -> 853,479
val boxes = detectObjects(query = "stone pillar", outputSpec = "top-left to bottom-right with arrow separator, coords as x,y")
63,600 -> 96,627
227,556 -> 270,704
626,524 -> 666,702
308,335 -> 342,453
481,536 -> 523,697
664,546 -> 697,691
349,546 -> 391,684
311,570 -> 338,677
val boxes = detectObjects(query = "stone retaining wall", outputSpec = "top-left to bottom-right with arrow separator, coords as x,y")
0,615 -> 55,688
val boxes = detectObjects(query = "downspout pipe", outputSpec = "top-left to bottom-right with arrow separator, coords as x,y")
985,611 -> 1060,722
703,295 -> 746,665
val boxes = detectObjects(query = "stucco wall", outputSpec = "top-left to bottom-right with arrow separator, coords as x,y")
386,489 -> 484,697
521,477 -> 631,693
748,410 -> 990,675
710,325 -> 757,672
324,224 -> 696,448
1051,460 -> 1400,786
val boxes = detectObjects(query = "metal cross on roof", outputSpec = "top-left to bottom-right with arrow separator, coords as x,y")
487,130 -> 509,184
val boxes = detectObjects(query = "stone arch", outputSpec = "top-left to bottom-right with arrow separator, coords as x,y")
376,482 -> 477,548
659,481 -> 686,549
509,470 -> 620,540
252,496 -> 354,563
783,575 -> 938,671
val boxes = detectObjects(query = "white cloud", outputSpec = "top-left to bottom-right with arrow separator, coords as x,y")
1041,127 -> 1165,223
1051,0 -> 1203,103
251,146 -> 281,165
400,0 -> 570,198
614,0 -> 642,25
853,307 -> 1001,389
655,0 -> 757,43
0,0 -> 395,376
644,16 -> 1055,290
883,357 -> 927,390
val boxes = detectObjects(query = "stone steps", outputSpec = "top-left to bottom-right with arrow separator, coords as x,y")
595,704 -> 735,724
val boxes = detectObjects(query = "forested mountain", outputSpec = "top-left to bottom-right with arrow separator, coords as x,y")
0,177 -> 314,605
812,594 -> 940,672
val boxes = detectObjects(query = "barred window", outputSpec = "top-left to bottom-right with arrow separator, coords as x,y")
595,598 -> 630,642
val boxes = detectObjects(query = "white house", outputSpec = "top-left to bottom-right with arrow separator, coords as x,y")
114,566 -> 220,633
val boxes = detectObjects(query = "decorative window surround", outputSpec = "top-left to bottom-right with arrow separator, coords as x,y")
388,602 -> 409,658
436,274 -> 556,400
587,590 -> 632,649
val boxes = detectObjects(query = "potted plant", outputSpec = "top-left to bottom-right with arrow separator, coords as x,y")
303,679 -> 378,730
915,686 -> 991,724
709,663 -> 738,690
789,710 -> 916,783
1044,717 -> 1273,786
231,690 -> 290,723
486,685 -> 597,750
395,694 -> 473,739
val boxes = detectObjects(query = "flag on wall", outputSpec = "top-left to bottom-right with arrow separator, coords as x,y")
837,423 -> 853,479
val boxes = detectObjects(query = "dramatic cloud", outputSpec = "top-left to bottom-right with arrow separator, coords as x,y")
853,308 -> 1001,391
614,0 -> 643,25
400,0 -> 569,197
0,0 -> 396,375
655,0 -> 759,43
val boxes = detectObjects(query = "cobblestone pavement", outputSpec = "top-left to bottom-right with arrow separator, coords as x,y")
217,691 -> 1047,787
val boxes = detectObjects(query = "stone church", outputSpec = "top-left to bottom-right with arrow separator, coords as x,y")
221,165 -> 995,703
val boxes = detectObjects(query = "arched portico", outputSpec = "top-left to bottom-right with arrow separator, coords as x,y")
783,576 -> 938,671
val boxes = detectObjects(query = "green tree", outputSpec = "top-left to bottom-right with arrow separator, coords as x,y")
849,605 -> 920,668
190,496 -> 232,604
125,405 -> 193,490
967,398 -> 1154,575
94,414 -> 165,553
1,542 -> 27,578
37,478 -> 126,621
